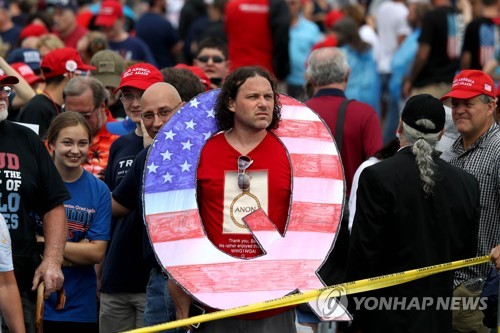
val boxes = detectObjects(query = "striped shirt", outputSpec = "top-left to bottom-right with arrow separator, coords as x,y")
441,123 -> 500,287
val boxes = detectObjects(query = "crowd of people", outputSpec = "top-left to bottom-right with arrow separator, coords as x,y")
0,0 -> 499,332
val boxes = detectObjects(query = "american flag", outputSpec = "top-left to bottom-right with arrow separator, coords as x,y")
143,91 -> 349,320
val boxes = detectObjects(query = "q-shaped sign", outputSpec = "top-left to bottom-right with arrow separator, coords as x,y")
143,90 -> 350,320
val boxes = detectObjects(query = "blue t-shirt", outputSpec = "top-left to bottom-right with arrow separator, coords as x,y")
287,16 -> 323,86
108,36 -> 158,68
43,170 -> 111,323
136,12 -> 180,69
1,25 -> 22,54
343,45 -> 381,116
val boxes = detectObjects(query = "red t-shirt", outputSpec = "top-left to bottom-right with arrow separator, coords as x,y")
197,132 -> 293,319
197,132 -> 291,257
57,25 -> 88,49
225,0 -> 274,74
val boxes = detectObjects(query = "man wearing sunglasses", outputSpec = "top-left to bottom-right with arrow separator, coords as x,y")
0,73 -> 71,333
168,66 -> 294,332
193,37 -> 230,89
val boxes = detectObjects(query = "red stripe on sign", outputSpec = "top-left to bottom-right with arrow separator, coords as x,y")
273,119 -> 332,141
147,209 -> 203,243
169,259 -> 323,293
288,202 -> 342,233
290,154 -> 343,179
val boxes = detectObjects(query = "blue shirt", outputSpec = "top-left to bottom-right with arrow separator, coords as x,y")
43,170 -> 111,322
136,12 -> 180,68
287,16 -> 323,86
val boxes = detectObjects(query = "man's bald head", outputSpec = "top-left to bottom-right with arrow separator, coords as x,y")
141,82 -> 184,139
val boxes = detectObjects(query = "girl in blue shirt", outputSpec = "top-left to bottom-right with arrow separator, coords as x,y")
41,111 -> 111,333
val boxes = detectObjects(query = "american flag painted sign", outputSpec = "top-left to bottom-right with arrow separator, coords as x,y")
143,90 -> 350,320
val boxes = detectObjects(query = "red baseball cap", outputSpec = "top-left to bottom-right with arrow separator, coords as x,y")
0,74 -> 19,85
95,0 -> 123,27
324,10 -> 344,30
174,64 -> 211,91
11,63 -> 44,85
115,63 -> 163,93
40,47 -> 95,79
440,70 -> 495,101
19,23 -> 49,41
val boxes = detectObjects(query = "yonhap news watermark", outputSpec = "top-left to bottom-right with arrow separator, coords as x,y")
350,296 -> 487,311
316,286 -> 487,315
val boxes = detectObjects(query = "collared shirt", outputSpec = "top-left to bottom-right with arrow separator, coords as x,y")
441,123 -> 500,287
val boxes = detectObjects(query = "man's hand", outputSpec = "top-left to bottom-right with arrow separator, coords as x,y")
140,119 -> 153,148
35,204 -> 66,298
402,78 -> 412,98
168,279 -> 192,320
32,259 -> 64,298
490,245 -> 500,270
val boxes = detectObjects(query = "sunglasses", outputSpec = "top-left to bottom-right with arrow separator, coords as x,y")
196,55 -> 225,64
237,155 -> 253,191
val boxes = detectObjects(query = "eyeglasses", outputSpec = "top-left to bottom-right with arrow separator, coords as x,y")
0,86 -> 12,97
237,155 -> 253,191
120,92 -> 143,103
196,55 -> 225,64
141,102 -> 182,121
80,106 -> 100,120
62,105 -> 99,119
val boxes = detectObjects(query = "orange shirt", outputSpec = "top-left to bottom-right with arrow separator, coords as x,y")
84,125 -> 119,180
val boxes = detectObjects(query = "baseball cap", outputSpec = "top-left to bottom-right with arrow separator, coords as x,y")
10,63 -> 44,85
19,24 -> 49,41
440,70 -> 495,101
51,0 -> 78,11
402,94 -> 445,134
6,48 -> 42,73
95,0 -> 123,27
0,69 -> 19,85
115,63 -> 163,93
324,10 -> 344,29
41,47 -> 95,79
174,64 -> 211,91
91,50 -> 125,88
106,116 -> 136,135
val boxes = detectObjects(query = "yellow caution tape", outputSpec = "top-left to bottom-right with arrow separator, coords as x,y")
123,255 -> 490,333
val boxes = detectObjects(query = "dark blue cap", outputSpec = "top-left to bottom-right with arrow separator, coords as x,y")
6,48 -> 41,73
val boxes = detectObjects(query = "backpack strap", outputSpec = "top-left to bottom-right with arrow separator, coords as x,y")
335,99 -> 352,154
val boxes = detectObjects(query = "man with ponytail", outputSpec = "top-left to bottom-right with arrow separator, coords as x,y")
346,94 -> 480,333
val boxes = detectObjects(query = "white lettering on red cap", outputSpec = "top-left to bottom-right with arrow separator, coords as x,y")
122,67 -> 152,78
17,65 -> 32,76
453,78 -> 474,87
239,4 -> 269,12
99,6 -> 114,15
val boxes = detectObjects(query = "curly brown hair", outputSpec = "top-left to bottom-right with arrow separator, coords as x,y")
214,66 -> 281,132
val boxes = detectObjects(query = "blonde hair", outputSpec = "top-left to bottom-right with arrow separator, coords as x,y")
36,34 -> 64,54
